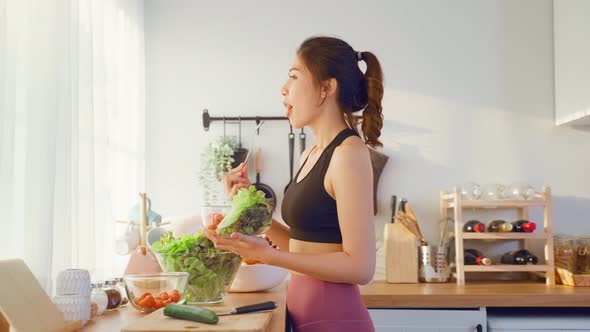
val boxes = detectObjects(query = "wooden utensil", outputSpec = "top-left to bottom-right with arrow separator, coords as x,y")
240,121 -> 265,176
396,202 -> 428,246
124,193 -> 162,275
121,305 -> 273,332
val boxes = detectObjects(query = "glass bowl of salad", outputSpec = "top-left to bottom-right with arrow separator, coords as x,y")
151,230 -> 242,304
215,186 -> 273,237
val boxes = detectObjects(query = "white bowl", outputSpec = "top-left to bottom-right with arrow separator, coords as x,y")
229,263 -> 288,293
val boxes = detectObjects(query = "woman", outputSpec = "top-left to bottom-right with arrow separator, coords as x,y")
204,36 -> 384,332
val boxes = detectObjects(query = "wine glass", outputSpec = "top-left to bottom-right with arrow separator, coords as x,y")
460,182 -> 482,200
481,183 -> 505,200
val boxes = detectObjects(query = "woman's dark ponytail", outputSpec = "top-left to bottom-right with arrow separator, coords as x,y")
359,51 -> 384,148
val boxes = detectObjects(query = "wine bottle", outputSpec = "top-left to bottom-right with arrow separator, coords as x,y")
463,220 -> 485,233
511,219 -> 537,232
500,249 -> 539,265
487,219 -> 513,232
464,249 -> 492,265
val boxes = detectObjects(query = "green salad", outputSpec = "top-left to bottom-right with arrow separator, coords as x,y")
151,230 -> 241,303
216,185 -> 272,237
150,186 -> 272,303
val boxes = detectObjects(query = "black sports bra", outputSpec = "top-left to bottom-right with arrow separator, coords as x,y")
281,128 -> 358,244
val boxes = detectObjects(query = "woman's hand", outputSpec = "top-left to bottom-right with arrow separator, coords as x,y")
203,228 -> 278,264
222,162 -> 251,199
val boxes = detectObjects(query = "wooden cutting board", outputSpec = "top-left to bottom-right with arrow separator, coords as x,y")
121,306 -> 273,332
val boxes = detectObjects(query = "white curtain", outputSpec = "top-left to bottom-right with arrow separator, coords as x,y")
0,0 -> 146,292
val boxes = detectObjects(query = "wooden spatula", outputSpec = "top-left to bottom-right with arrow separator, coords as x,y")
395,203 -> 428,246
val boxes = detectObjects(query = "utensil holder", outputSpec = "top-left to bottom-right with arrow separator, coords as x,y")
419,245 -> 451,283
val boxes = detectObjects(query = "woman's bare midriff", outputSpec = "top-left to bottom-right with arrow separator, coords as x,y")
288,238 -> 343,276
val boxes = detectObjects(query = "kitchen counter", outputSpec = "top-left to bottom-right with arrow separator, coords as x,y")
79,278 -> 590,331
82,281 -> 287,332
360,279 -> 590,308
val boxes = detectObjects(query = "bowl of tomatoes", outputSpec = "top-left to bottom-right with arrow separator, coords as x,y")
123,272 -> 188,313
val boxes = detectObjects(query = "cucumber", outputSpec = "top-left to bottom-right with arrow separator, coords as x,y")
164,303 -> 219,324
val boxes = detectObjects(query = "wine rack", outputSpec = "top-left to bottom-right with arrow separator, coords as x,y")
441,186 -> 555,286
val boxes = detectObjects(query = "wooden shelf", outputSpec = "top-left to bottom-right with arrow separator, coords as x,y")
441,186 -> 555,285
463,265 -> 552,273
447,199 -> 546,208
462,232 -> 549,240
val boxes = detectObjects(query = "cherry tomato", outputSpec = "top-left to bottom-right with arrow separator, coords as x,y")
213,213 -> 224,225
138,292 -> 151,301
169,293 -> 180,302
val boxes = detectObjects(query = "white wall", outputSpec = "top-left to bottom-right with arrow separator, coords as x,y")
145,0 -> 590,278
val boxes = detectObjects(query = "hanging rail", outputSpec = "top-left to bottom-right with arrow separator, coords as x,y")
202,109 -> 288,131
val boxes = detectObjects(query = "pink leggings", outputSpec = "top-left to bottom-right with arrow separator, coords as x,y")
286,274 -> 375,332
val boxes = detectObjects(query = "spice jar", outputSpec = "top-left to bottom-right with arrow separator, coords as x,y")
554,234 -> 576,272
91,282 -> 108,315
114,277 -> 129,306
103,280 -> 122,310
576,236 -> 590,274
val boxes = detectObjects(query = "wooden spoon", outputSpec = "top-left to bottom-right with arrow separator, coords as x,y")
395,205 -> 427,246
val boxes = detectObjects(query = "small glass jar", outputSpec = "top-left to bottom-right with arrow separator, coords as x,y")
576,236 -> 590,274
554,234 -> 576,272
103,280 -> 122,310
91,282 -> 108,315
114,277 -> 129,306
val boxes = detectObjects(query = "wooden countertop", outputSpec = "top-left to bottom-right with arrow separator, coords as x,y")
76,278 -> 590,331
82,281 -> 287,332
360,280 -> 590,308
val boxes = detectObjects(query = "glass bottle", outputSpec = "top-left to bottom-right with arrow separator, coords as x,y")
554,234 -> 576,272
501,249 -> 539,265
463,220 -> 485,233
487,219 -> 513,232
103,280 -> 122,310
464,249 -> 492,265
91,282 -> 108,316
575,236 -> 590,274
114,277 -> 129,306
511,219 -> 537,233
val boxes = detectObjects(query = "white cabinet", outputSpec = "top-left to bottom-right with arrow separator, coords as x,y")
487,307 -> 590,331
553,0 -> 590,126
369,308 -> 486,332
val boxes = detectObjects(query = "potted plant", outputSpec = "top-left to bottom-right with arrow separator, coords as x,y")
199,136 -> 237,206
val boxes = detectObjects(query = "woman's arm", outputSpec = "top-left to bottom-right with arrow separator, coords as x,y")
205,140 -> 376,285
266,219 -> 290,252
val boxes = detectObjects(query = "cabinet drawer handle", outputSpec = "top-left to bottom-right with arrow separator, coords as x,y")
476,323 -> 483,332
